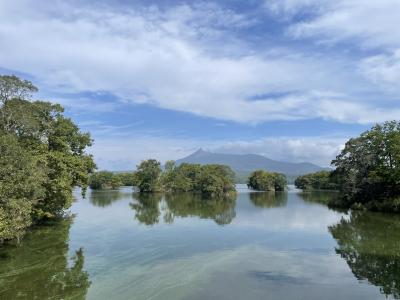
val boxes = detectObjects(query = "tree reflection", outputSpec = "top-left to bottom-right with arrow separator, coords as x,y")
130,193 -> 163,225
249,192 -> 287,208
0,219 -> 90,299
130,193 -> 236,225
89,189 -> 125,207
164,193 -> 236,225
297,191 -> 347,214
329,212 -> 400,299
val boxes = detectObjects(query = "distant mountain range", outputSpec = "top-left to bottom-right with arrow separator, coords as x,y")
175,149 -> 327,182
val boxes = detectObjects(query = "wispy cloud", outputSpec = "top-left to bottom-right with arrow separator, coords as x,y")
0,0 -> 398,124
1,0 -> 399,169
90,133 -> 346,170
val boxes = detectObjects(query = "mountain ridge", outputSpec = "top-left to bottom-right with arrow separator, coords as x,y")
175,149 -> 327,181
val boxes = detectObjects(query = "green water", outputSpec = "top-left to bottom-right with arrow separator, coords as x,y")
1,185 -> 400,300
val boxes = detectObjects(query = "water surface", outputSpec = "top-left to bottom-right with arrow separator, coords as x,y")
1,185 -> 399,299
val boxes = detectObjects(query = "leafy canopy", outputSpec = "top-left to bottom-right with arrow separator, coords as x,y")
247,170 -> 287,191
0,75 -> 95,243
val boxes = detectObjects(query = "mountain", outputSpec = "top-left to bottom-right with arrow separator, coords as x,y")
175,149 -> 327,182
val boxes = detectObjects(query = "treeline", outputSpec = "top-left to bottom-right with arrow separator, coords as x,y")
294,171 -> 338,191
91,160 -> 288,196
295,121 -> 400,213
89,160 -> 238,198
0,75 -> 95,243
89,171 -> 135,189
135,160 -> 236,197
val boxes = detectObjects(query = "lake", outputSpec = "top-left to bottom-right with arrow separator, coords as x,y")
1,185 -> 399,300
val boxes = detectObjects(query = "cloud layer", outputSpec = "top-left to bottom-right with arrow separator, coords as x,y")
1,0 -> 399,169
0,0 -> 399,124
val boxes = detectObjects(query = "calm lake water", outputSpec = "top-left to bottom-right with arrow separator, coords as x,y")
1,185 -> 400,300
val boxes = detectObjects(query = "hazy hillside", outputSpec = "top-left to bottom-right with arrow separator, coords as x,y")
176,149 -> 327,183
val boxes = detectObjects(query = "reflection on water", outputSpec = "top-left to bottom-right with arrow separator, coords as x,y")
0,219 -> 90,299
89,189 -> 129,207
130,193 -> 162,225
0,187 -> 399,299
249,191 -> 287,208
329,212 -> 400,299
130,192 -> 236,225
164,193 -> 236,225
298,190 -> 339,206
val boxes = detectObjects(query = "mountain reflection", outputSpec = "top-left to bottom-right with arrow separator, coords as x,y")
329,212 -> 400,299
249,191 -> 287,208
0,219 -> 91,300
130,192 -> 236,225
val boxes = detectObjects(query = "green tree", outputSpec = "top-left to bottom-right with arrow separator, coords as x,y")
0,134 -> 45,242
247,170 -> 287,191
89,171 -> 122,190
294,171 -> 337,191
160,163 -> 236,197
0,75 -> 95,242
134,159 -> 162,192
116,172 -> 136,186
331,121 -> 400,211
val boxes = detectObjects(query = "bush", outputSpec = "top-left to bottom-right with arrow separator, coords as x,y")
160,162 -> 236,197
247,170 -> 287,191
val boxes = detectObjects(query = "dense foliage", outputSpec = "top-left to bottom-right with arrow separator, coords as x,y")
89,171 -> 123,190
294,171 -> 338,191
293,121 -> 400,212
134,159 -> 163,192
117,172 -> 137,186
160,161 -> 236,197
247,170 -> 287,191
0,75 -> 95,243
330,121 -> 400,211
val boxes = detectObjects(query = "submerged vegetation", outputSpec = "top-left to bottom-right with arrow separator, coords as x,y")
0,75 -> 95,243
247,170 -> 287,191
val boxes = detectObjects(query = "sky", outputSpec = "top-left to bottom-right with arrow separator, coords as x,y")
0,0 -> 399,170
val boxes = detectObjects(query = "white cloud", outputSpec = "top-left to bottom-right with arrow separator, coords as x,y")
209,136 -> 346,167
360,50 -> 400,93
0,0 -> 398,124
268,0 -> 400,94
270,0 -> 400,49
89,133 -> 346,170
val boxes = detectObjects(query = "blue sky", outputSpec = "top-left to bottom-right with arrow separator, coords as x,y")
1,0 -> 399,170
